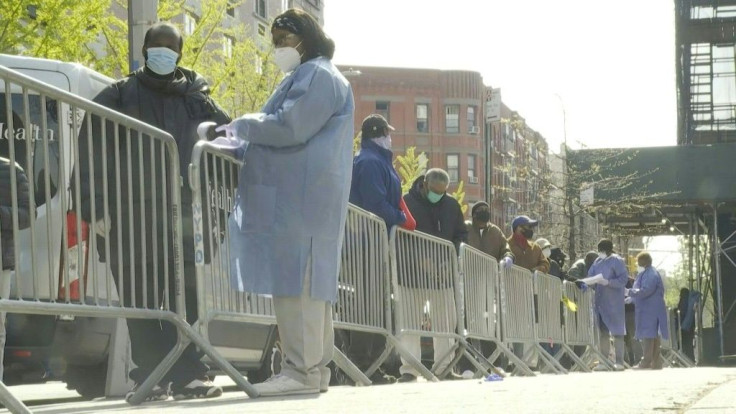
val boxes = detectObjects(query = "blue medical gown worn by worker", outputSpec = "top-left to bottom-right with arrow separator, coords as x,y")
588,254 -> 629,335
629,266 -> 669,340
227,57 -> 355,302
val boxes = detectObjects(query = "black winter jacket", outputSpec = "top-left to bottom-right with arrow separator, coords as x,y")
74,67 -> 230,266
404,176 -> 467,250
0,158 -> 31,270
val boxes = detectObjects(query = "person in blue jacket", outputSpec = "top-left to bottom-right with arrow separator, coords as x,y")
587,239 -> 629,370
222,9 -> 354,396
627,252 -> 668,369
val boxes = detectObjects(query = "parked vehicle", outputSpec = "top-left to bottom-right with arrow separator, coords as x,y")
0,55 -> 281,397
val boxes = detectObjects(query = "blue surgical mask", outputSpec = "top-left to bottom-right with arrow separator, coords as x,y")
427,191 -> 444,204
146,47 -> 179,75
637,265 -> 645,273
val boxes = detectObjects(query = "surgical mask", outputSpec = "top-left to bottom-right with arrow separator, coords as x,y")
274,43 -> 302,73
473,211 -> 490,222
598,252 -> 607,260
521,228 -> 534,239
637,265 -> 645,273
427,191 -> 444,204
372,135 -> 392,149
145,47 -> 179,75
542,248 -> 551,258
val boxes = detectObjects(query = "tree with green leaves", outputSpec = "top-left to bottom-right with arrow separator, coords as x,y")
0,0 -> 128,76
394,146 -> 428,195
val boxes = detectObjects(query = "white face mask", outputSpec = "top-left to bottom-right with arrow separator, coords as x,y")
542,248 -> 551,258
274,43 -> 302,73
371,135 -> 392,149
637,265 -> 645,273
598,252 -> 607,260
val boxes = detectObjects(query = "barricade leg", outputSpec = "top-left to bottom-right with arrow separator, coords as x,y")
557,344 -> 592,373
389,334 -> 439,382
462,340 -> 505,378
432,339 -> 463,378
364,338 -> 393,378
0,381 -> 31,414
332,346 -> 372,386
533,343 -> 567,374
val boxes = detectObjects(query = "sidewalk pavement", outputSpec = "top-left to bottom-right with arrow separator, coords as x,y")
4,367 -> 736,413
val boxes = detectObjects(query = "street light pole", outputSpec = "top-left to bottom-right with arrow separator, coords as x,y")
128,0 -> 158,73
555,93 -> 576,261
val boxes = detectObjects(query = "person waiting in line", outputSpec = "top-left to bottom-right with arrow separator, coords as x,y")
0,157 -> 31,382
398,168 -> 467,383
587,239 -> 629,371
75,22 -> 229,402
465,201 -> 513,266
344,114 -> 416,385
508,216 -> 549,273
627,252 -> 668,370
536,238 -> 560,277
623,275 -> 643,366
219,9 -> 354,396
677,287 -> 696,361
550,247 -> 568,278
568,251 -> 598,280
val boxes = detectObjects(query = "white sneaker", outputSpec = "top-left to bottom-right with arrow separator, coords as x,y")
254,374 -> 319,397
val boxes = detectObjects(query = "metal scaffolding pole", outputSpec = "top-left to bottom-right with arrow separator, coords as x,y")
712,204 -> 725,360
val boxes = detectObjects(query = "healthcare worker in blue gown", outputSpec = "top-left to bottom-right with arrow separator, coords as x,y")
627,251 -> 669,369
221,9 -> 354,397
587,239 -> 629,370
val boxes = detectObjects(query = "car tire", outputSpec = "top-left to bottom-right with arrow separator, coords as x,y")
65,362 -> 107,399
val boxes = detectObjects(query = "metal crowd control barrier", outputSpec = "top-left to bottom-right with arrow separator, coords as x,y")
561,281 -> 609,372
333,205 -> 432,384
389,226 -> 463,380
189,141 -> 397,386
497,265 -> 564,374
660,308 -> 694,367
0,64 -> 255,413
533,272 -> 572,373
457,244 -> 526,377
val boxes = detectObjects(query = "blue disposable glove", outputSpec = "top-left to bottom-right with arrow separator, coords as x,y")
501,256 -> 513,269
575,281 -> 588,292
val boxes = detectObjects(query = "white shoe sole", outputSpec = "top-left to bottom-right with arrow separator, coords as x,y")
256,387 -> 320,397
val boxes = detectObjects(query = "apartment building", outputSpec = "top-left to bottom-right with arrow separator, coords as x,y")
340,65 -> 486,207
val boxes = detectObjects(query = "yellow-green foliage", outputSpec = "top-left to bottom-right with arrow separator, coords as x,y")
395,146 -> 428,195
450,180 -> 467,215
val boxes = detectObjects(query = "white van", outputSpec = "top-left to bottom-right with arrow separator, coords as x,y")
0,54 -> 117,397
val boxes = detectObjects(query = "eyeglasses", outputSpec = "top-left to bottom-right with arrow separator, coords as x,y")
273,33 -> 299,48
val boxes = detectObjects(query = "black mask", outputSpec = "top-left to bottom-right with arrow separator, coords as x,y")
473,211 -> 490,222
521,228 -> 534,239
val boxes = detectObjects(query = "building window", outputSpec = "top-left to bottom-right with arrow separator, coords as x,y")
416,104 -> 429,133
447,154 -> 459,183
223,36 -> 234,58
183,13 -> 196,36
467,154 -> 476,182
256,0 -> 267,18
467,106 -> 477,133
445,105 -> 459,133
376,101 -> 390,122
227,0 -> 236,17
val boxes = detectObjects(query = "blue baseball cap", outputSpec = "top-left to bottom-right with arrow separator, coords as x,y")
512,215 -> 538,230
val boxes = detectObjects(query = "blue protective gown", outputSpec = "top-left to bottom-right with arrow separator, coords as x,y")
227,57 -> 355,302
629,266 -> 669,340
588,254 -> 629,336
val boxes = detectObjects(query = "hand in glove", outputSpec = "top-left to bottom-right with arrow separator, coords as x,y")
598,277 -> 610,286
575,281 -> 588,292
624,296 -> 633,304
501,256 -> 513,269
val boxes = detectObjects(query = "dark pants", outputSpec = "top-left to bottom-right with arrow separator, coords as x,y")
624,311 -> 642,365
681,329 -> 695,361
639,337 -> 662,369
345,331 -> 386,373
117,257 -> 207,386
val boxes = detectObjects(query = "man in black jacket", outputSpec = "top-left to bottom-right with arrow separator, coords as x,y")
397,169 -> 467,382
75,23 -> 229,402
0,157 -> 31,381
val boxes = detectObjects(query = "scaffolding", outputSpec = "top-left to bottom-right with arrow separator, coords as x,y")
677,0 -> 736,144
